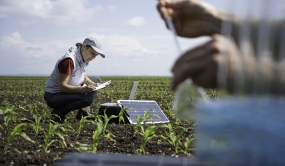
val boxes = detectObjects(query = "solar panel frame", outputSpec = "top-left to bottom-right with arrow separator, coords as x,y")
117,100 -> 170,124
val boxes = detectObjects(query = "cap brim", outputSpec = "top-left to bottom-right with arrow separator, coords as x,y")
91,46 -> 105,58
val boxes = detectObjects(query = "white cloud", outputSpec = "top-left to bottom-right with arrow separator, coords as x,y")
0,32 -> 24,47
86,33 -> 143,57
0,0 -> 104,26
108,5 -> 117,10
125,17 -> 145,27
0,32 -> 69,60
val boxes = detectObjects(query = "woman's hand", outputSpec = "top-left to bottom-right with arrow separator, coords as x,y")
81,85 -> 96,93
157,0 -> 223,38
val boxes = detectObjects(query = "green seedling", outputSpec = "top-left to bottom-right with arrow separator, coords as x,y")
77,116 -> 95,137
102,109 -> 118,132
2,107 -> 17,133
118,107 -> 128,124
159,123 -> 188,155
136,124 -> 168,155
70,142 -> 90,152
30,105 -> 43,135
91,118 -> 104,153
91,113 -> 117,153
41,122 -> 67,153
5,123 -> 34,153
61,122 -> 76,134
183,136 -> 195,156
133,110 -> 158,136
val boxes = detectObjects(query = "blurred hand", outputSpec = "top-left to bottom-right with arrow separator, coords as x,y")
171,34 -> 241,91
82,85 -> 95,93
157,0 -> 222,38
94,83 -> 100,87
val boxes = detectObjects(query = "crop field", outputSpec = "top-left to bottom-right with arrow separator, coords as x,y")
0,76 -> 221,166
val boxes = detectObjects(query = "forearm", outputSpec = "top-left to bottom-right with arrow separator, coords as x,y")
226,56 -> 285,95
58,73 -> 83,93
83,76 -> 95,86
221,13 -> 284,60
58,83 -> 83,93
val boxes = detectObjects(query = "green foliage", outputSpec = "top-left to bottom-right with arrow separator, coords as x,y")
1,107 -> 17,133
91,118 -> 104,153
5,123 -> 34,153
133,110 -> 158,136
118,107 -> 128,124
159,123 -> 188,155
42,122 -> 67,153
70,142 -> 90,152
136,124 -> 168,155
183,136 -> 195,156
91,112 -> 117,153
28,105 -> 43,135
0,76 -> 204,157
77,116 -> 95,137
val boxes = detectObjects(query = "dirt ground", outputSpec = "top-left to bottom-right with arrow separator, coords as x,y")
0,106 -> 196,166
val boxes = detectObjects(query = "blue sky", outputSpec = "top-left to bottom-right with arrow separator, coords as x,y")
0,0 -> 283,76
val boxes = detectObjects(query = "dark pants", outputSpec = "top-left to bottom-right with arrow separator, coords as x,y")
44,76 -> 101,114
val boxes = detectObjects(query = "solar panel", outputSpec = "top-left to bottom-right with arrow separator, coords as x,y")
118,100 -> 169,124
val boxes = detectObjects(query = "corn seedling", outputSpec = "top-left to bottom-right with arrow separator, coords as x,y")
4,123 -> 35,153
27,105 -> 43,135
91,118 -> 104,153
159,123 -> 188,155
183,135 -> 195,156
77,116 -> 95,137
136,124 -> 168,155
2,107 -> 17,133
164,109 -> 176,119
70,142 -> 90,152
133,110 -> 158,136
102,110 -> 118,132
118,107 -> 128,124
42,122 -> 67,153
60,122 -> 76,135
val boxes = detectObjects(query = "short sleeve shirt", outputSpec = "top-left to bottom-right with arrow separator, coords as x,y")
58,58 -> 74,74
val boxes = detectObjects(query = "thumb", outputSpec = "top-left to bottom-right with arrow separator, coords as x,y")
164,0 -> 188,9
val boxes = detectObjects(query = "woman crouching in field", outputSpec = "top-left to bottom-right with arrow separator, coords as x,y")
44,37 -> 105,123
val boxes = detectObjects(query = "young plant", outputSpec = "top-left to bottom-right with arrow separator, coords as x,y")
133,110 -> 158,136
77,116 -> 95,137
60,122 -> 76,135
29,105 -> 43,135
118,107 -> 128,124
70,142 -> 90,152
102,109 -> 118,132
91,113 -> 117,153
136,124 -> 168,155
91,118 -> 104,153
159,123 -> 188,155
183,135 -> 195,156
4,123 -> 35,153
2,107 -> 17,133
42,122 -> 67,153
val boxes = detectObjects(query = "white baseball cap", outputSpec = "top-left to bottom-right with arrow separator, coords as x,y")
83,37 -> 105,58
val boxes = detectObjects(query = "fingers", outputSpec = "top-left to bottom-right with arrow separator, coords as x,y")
171,37 -> 221,90
82,85 -> 95,93
157,0 -> 183,28
157,0 -> 191,18
95,83 -> 100,87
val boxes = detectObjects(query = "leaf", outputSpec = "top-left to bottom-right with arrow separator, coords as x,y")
55,132 -> 67,147
19,132 -> 35,144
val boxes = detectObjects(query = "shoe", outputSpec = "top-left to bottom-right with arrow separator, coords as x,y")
76,106 -> 95,120
51,109 -> 66,123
